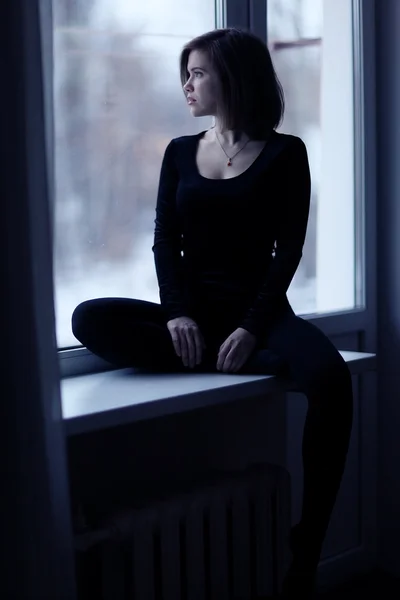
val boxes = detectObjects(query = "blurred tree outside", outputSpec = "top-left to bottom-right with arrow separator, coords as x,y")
53,0 -> 189,277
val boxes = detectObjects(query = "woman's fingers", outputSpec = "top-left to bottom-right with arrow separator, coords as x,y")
179,329 -> 190,367
193,329 -> 205,366
217,339 -> 232,371
185,326 -> 204,368
166,318 -> 207,369
170,331 -> 181,358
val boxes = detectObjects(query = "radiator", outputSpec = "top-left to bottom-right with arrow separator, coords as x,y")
75,463 -> 291,600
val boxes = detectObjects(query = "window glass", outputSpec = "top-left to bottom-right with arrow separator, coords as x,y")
54,0 -> 357,349
53,0 -> 215,348
269,0 -> 356,315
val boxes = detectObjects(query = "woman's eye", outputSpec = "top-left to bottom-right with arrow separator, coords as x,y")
194,71 -> 203,78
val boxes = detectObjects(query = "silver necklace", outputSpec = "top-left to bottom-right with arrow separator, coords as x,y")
214,129 -> 251,166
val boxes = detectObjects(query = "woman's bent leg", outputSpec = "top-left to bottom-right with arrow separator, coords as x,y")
246,309 -> 353,595
71,298 -> 186,370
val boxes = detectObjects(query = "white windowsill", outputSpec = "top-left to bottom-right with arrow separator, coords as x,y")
61,351 -> 376,437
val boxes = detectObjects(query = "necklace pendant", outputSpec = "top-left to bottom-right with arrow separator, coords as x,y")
227,159 -> 232,166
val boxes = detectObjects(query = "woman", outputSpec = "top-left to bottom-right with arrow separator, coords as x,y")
72,28 -> 353,598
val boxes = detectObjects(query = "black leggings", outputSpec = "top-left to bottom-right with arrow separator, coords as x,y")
72,297 -> 353,568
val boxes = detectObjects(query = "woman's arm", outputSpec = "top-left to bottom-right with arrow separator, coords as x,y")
152,140 -> 189,320
239,136 -> 311,339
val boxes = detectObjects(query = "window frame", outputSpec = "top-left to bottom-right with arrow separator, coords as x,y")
57,0 -> 377,378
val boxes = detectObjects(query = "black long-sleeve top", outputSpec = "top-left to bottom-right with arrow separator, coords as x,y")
152,129 -> 311,340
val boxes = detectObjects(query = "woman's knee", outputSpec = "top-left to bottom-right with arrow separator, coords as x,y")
268,313 -> 353,404
322,355 -> 351,390
71,299 -> 99,340
301,353 -> 353,404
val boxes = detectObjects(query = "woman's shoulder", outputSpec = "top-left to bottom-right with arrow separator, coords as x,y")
167,131 -> 204,150
162,131 -> 204,166
272,130 -> 306,151
273,131 -> 307,154
266,131 -> 308,168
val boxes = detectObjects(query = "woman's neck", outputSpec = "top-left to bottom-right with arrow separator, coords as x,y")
213,120 -> 248,145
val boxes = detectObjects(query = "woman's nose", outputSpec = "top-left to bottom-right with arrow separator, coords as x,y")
184,79 -> 193,93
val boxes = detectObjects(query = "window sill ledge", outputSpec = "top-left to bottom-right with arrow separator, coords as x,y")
61,350 -> 376,437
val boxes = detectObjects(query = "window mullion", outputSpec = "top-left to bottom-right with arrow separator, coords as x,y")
222,0 -> 267,41
250,0 -> 267,41
224,0 -> 250,29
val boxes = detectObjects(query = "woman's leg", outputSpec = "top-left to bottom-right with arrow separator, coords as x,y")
71,298 -> 188,371
244,308 -> 353,594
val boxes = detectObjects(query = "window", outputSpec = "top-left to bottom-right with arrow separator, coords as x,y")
268,0 -> 356,316
52,0 -> 215,348
53,0 -> 360,352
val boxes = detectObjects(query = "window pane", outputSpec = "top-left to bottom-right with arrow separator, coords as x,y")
52,0 -> 215,348
268,0 -> 356,315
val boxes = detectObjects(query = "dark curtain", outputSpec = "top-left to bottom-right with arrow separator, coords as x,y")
0,1 -> 76,598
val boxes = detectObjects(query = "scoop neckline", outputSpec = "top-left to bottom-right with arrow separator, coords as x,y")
193,129 -> 274,182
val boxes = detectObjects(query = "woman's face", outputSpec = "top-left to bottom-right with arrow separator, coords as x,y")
183,49 -> 220,118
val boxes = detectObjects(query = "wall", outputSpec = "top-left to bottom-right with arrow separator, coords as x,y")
376,0 -> 400,576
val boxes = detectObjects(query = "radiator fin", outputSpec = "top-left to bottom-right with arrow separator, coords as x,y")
209,491 -> 229,600
231,482 -> 251,598
186,494 -> 207,600
132,508 -> 157,600
160,501 -> 182,600
255,490 -> 273,595
100,541 -> 126,600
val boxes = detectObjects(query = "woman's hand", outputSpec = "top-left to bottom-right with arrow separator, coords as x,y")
216,327 -> 257,373
167,316 -> 207,369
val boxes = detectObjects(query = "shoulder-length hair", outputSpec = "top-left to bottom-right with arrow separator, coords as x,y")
179,28 -> 284,140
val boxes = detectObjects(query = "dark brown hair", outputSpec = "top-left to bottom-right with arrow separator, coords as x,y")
179,28 -> 285,139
